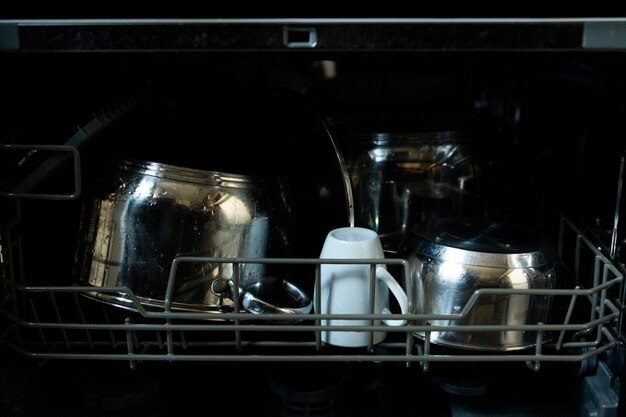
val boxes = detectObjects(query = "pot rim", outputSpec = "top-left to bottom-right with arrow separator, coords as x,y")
410,236 -> 556,269
404,218 -> 557,269
114,157 -> 288,190
344,130 -> 474,145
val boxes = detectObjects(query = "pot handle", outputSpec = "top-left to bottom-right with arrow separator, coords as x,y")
376,266 -> 408,326
229,279 -> 313,315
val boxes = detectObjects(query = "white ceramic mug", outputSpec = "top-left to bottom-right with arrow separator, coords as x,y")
316,227 -> 408,347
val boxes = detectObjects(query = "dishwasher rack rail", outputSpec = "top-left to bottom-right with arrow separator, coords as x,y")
0,205 -> 622,370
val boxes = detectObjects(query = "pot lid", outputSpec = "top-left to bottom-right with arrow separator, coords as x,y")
405,218 -> 557,268
329,112 -> 502,144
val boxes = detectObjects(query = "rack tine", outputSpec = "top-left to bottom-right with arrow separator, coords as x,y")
48,292 -> 69,348
28,298 -> 47,347
526,324 -> 543,372
125,317 -> 140,370
73,293 -> 93,349
556,286 -> 579,351
232,262 -> 242,352
368,263 -> 376,353
101,304 -> 117,349
422,323 -> 431,372
156,330 -> 164,350
315,264 -> 322,352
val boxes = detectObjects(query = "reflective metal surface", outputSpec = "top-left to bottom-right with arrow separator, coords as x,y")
400,218 -> 557,351
340,131 -> 478,250
320,118 -> 355,228
75,157 -> 306,314
242,276 -> 313,316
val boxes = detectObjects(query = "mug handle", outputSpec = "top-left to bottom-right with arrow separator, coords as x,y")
376,266 -> 408,326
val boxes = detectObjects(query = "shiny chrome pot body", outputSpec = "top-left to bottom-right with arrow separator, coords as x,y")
340,131 -> 477,250
75,158 -> 298,313
400,219 -> 557,351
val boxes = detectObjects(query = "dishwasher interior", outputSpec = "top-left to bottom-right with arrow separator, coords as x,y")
1,41 -> 625,416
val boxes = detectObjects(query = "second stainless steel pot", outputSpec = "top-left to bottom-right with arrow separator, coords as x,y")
75,157 -> 310,315
399,218 -> 557,351
339,129 -> 479,251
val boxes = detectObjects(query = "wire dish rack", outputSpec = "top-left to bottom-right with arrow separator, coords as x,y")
0,143 -> 624,370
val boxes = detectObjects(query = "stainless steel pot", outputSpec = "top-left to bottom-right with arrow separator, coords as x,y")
399,218 -> 557,351
75,157 -> 311,315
